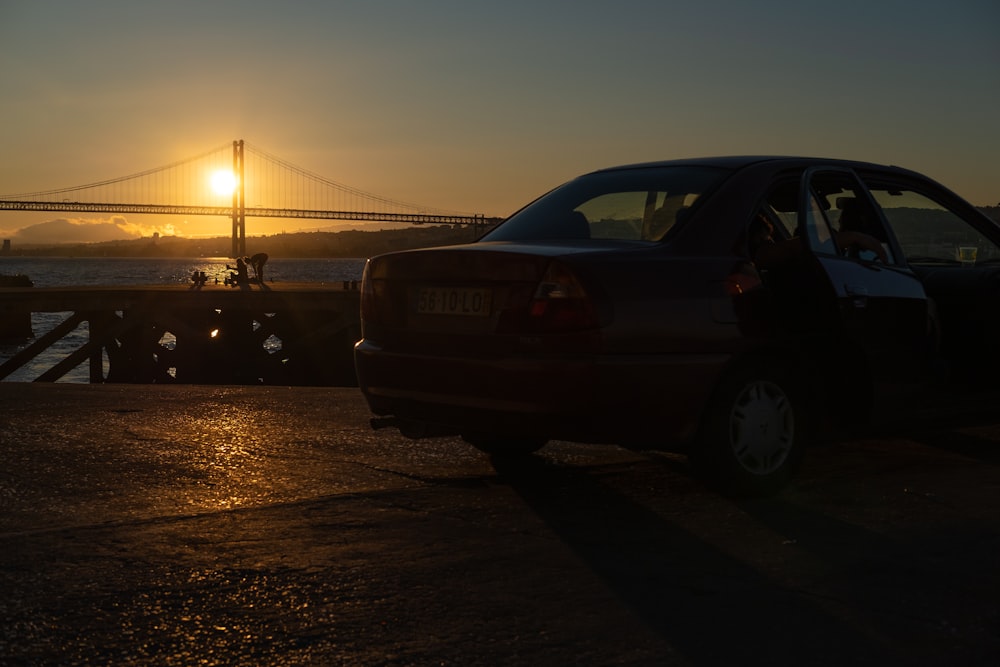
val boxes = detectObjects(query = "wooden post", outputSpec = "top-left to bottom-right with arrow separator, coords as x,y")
0,274 -> 33,341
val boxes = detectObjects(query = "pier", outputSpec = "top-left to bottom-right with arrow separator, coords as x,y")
0,282 -> 361,385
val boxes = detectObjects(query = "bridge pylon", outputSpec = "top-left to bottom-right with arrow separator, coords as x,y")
231,140 -> 246,258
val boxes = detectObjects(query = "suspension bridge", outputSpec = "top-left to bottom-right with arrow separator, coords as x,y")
0,140 -> 501,257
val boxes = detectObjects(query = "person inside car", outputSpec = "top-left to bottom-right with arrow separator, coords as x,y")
749,211 -> 887,266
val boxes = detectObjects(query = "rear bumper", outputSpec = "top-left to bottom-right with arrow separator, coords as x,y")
354,339 -> 729,446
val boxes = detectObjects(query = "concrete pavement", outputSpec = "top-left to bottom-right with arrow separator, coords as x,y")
1,383 -> 998,665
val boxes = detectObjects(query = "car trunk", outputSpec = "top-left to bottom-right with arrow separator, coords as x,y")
361,242 -> 609,355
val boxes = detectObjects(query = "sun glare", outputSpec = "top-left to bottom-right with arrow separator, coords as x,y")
210,170 -> 238,196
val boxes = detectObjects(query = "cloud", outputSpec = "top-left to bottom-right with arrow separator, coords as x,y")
6,216 -> 176,244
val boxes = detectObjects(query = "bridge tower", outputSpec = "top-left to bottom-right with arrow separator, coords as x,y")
231,139 -> 246,258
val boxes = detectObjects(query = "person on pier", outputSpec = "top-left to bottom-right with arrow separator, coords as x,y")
248,253 -> 268,283
226,257 -> 250,286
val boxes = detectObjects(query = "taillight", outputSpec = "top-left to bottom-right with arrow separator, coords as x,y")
499,261 -> 600,333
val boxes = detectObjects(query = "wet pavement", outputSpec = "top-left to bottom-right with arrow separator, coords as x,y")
1,383 -> 998,666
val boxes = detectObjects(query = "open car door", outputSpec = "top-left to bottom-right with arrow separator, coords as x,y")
796,167 -> 930,387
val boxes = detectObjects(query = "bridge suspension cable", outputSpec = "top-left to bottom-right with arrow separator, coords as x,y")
0,142 -> 234,204
243,141 -> 468,217
0,139 -> 501,256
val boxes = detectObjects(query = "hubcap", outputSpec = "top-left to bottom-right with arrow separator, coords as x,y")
728,380 -> 794,475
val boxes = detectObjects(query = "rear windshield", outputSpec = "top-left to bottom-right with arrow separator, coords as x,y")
483,166 -> 729,242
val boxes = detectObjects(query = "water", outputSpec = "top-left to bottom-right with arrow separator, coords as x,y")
0,256 -> 365,288
0,256 -> 367,383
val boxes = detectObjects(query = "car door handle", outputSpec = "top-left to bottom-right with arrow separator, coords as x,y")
845,284 -> 869,308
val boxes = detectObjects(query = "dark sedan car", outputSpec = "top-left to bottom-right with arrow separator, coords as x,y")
355,156 -> 1000,493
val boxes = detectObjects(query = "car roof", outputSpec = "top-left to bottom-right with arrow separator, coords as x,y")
589,155 -> 907,174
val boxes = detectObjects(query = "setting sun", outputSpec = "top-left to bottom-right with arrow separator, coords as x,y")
210,169 -> 237,196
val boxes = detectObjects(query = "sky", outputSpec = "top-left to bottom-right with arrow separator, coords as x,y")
0,0 -> 998,244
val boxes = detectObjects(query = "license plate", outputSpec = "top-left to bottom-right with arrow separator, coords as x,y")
416,286 -> 492,316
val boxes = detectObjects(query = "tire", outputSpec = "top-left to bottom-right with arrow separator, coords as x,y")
693,361 -> 807,496
462,432 -> 548,457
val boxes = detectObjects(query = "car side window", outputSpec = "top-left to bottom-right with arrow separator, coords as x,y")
804,190 -> 838,256
804,171 -> 898,265
865,185 -> 1000,266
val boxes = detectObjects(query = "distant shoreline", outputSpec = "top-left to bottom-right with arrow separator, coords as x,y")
0,225 -> 484,259
3,207 -> 997,258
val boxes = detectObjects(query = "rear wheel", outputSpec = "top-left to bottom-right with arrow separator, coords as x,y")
693,362 -> 806,496
462,432 -> 548,457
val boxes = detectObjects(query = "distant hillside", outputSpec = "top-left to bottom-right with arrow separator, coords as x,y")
0,224 -> 487,258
